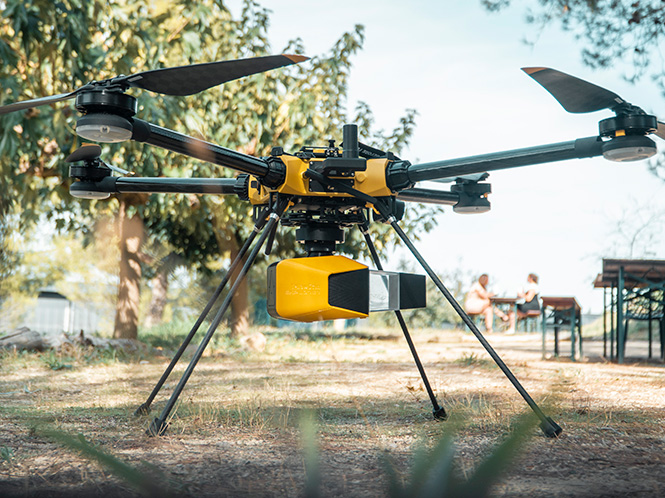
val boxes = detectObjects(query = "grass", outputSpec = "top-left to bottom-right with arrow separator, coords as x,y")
0,445 -> 14,463
5,409 -> 537,498
40,350 -> 74,371
0,342 -> 132,374
1,326 -> 664,496
452,352 -> 494,369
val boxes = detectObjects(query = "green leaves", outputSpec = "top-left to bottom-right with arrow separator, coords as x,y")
0,0 -> 444,336
382,413 -> 538,498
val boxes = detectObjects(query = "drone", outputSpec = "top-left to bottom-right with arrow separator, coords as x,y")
2,54 -> 664,438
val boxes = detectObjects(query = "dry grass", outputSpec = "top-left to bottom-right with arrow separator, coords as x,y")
0,327 -> 664,496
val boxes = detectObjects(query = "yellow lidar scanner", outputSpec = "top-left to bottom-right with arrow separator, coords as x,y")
267,255 -> 369,322
267,255 -> 427,322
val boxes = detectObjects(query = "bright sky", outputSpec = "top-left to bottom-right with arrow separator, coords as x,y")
226,0 -> 665,313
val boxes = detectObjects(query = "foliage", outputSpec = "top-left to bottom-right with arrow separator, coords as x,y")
381,414 -> 537,498
140,316 -> 218,350
649,152 -> 665,181
36,427 -> 171,497
0,0 -> 108,228
40,350 -> 73,370
481,1 -> 665,205
0,211 -> 21,301
603,199 -> 665,258
301,411 -> 321,498
481,0 -> 665,92
21,411 -> 536,498
0,0 -> 442,338
0,445 -> 15,464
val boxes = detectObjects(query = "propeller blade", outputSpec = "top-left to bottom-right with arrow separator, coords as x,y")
121,54 -> 309,96
0,54 -> 308,116
66,144 -> 131,175
0,89 -> 82,116
356,142 -> 389,159
66,144 -> 102,163
522,67 -> 626,113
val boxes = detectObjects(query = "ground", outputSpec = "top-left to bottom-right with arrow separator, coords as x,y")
0,327 -> 664,497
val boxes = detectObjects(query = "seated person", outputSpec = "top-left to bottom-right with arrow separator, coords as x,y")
506,273 -> 540,333
464,274 -> 507,333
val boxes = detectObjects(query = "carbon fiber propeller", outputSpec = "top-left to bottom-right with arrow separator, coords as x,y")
65,144 -> 102,163
522,67 -> 665,139
0,54 -> 308,115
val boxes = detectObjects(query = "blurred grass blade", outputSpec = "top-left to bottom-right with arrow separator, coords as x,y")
38,427 -> 169,497
417,434 -> 458,498
380,452 -> 405,498
300,412 -> 321,498
456,412 -> 539,497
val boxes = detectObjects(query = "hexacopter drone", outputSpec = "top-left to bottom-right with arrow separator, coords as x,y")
2,54 -> 664,438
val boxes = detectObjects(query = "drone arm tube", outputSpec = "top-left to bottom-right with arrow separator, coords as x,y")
395,136 -> 603,186
115,177 -> 238,195
130,118 -> 274,180
396,187 -> 459,206
76,176 -> 239,195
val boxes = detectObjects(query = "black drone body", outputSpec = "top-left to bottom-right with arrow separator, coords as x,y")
3,55 -> 664,438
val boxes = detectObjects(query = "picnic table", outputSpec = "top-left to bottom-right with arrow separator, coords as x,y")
594,258 -> 665,363
540,296 -> 582,361
490,296 -> 541,332
490,296 -> 517,319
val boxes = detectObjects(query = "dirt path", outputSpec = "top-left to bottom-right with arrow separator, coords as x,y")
0,329 -> 664,496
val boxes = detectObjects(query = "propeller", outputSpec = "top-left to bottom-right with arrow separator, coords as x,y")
66,143 -> 130,175
0,54 -> 308,116
522,67 -> 665,140
65,143 -> 102,163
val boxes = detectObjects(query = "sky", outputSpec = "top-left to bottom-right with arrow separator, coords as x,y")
225,0 -> 665,313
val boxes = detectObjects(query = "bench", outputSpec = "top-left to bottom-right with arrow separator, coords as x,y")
520,309 -> 541,332
540,296 -> 582,361
623,287 -> 664,360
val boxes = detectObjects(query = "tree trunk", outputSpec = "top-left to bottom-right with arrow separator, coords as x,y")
144,269 -> 168,329
229,238 -> 250,339
113,201 -> 144,339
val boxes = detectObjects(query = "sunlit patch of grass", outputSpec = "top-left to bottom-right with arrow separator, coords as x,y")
168,399 -> 311,432
440,393 -> 521,433
453,352 -> 494,369
159,392 -> 436,437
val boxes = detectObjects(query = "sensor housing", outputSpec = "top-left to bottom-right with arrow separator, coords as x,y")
267,255 -> 426,322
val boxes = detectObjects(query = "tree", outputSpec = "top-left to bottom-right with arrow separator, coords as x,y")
482,0 -> 665,91
0,214 -> 19,301
604,200 -> 665,258
1,0 -> 442,340
481,1 -> 665,182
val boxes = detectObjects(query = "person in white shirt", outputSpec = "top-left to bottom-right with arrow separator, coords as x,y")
464,274 -> 507,333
